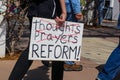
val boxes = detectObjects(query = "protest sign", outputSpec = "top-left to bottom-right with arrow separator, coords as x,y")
29,17 -> 84,61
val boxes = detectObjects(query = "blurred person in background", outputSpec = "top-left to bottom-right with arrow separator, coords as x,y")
93,0 -> 104,26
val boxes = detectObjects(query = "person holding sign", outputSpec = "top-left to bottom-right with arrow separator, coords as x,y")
64,0 -> 83,71
8,0 -> 66,80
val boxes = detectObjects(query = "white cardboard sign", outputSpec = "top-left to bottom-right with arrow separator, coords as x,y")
29,17 -> 84,61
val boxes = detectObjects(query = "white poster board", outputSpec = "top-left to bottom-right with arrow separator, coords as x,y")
29,17 -> 84,61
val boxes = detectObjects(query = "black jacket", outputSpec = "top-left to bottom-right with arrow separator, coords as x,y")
20,0 -> 61,19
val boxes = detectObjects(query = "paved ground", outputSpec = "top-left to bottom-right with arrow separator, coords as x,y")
0,57 -> 99,80
0,37 -> 119,80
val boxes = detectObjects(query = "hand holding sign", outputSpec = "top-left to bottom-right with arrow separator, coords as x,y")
29,17 -> 84,61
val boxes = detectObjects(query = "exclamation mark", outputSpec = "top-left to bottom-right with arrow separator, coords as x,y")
76,46 -> 81,60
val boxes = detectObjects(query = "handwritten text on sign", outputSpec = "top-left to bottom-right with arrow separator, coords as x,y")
29,17 -> 84,61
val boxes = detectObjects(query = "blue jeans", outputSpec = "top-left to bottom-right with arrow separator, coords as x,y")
65,61 -> 75,65
98,0 -> 104,25
97,41 -> 120,80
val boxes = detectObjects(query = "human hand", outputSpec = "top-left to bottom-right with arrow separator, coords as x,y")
75,13 -> 83,21
55,13 -> 66,28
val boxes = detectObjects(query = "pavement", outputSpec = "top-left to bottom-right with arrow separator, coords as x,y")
0,26 -> 119,80
0,56 -> 99,80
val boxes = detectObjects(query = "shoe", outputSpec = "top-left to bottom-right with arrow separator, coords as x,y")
64,64 -> 83,71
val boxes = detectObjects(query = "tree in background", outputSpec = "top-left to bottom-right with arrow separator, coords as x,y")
0,0 -> 28,56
